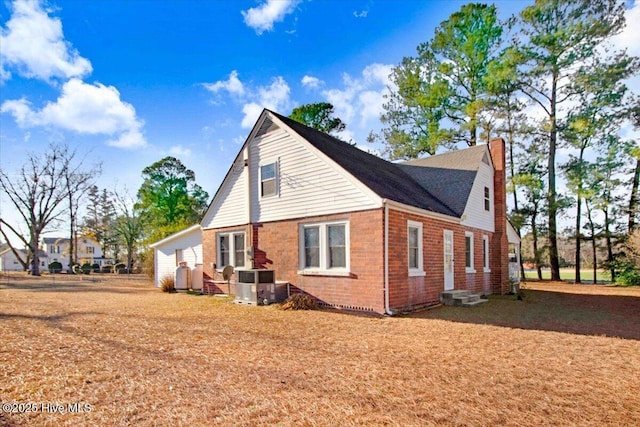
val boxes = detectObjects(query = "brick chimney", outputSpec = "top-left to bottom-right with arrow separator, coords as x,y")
489,138 -> 510,294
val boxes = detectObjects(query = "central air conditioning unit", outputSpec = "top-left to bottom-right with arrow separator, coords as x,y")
235,269 -> 277,305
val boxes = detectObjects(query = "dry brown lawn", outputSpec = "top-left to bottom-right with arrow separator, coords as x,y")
1,274 -> 639,426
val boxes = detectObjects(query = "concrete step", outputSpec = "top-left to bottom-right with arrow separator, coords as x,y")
461,298 -> 489,307
441,290 -> 488,307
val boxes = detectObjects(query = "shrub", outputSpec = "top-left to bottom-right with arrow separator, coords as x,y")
280,293 -> 317,311
81,263 -> 92,274
48,261 -> 63,274
101,264 -> 114,273
115,263 -> 127,274
160,275 -> 175,293
614,232 -> 640,287
615,262 -> 640,287
91,263 -> 100,273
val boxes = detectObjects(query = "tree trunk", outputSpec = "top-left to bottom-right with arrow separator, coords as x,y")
29,232 -> 40,276
532,208 -> 543,280
629,157 -> 640,232
575,193 -> 582,284
586,202 -> 597,284
548,71 -> 561,281
604,208 -> 615,282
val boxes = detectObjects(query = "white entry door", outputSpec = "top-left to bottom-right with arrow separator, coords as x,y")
443,230 -> 454,290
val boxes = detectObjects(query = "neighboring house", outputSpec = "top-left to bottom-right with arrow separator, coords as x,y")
201,109 -> 520,314
41,236 -> 106,270
149,225 -> 203,288
0,248 -> 48,272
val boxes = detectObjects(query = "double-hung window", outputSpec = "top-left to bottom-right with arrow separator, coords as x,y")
407,221 -> 425,276
465,231 -> 475,273
260,160 -> 278,198
217,231 -> 246,269
484,186 -> 491,211
299,221 -> 349,274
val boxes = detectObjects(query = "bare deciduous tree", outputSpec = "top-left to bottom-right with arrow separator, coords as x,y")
60,145 -> 102,268
0,144 -> 69,275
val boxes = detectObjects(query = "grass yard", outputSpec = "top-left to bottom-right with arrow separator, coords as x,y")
523,268 -> 612,283
1,274 -> 639,426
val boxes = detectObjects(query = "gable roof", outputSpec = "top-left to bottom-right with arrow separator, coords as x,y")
397,145 -> 491,217
202,109 -> 496,225
42,236 -> 99,245
271,111 -> 460,218
272,111 -> 497,218
0,247 -> 47,258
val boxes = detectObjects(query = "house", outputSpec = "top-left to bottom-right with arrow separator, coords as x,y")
200,109 -> 519,314
0,247 -> 48,272
149,225 -> 203,288
41,236 -> 106,270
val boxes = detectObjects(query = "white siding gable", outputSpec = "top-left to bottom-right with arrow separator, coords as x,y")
201,159 -> 249,229
249,127 -> 380,223
461,161 -> 495,232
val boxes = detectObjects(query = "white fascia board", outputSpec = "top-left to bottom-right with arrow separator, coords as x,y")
149,225 -> 202,248
385,199 -> 461,224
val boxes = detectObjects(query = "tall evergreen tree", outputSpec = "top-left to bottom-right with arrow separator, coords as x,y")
513,0 -> 631,280
136,157 -> 209,243
381,3 -> 504,158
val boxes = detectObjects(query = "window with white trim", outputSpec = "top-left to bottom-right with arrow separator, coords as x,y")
299,221 -> 349,274
217,231 -> 245,269
484,186 -> 491,211
408,221 -> 425,276
483,235 -> 490,272
465,231 -> 475,273
260,160 -> 278,198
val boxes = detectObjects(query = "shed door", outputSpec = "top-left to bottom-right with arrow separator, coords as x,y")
443,230 -> 454,290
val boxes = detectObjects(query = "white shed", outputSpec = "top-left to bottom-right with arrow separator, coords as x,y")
149,225 -> 203,288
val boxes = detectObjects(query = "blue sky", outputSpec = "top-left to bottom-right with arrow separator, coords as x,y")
1,0 -> 638,243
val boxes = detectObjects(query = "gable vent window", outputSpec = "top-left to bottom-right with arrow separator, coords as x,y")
260,161 -> 278,198
484,186 -> 490,211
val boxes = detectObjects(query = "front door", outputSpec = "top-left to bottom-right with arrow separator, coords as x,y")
443,230 -> 454,290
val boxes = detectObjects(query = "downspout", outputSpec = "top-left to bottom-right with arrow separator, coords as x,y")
383,199 -> 393,315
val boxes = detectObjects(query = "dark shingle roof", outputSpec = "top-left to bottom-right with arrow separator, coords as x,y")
272,111 -> 459,217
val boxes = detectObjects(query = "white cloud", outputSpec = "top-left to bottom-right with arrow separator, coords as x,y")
1,78 -> 147,148
168,145 -> 192,157
241,76 -> 292,127
353,10 -> 368,18
611,1 -> 640,99
301,75 -> 323,89
613,1 -> 640,58
202,70 -> 245,96
241,0 -> 300,35
322,63 -> 393,128
0,0 -> 92,82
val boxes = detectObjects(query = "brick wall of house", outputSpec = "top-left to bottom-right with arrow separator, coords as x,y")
202,223 -> 252,295
386,209 -> 495,311
202,209 -> 385,313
